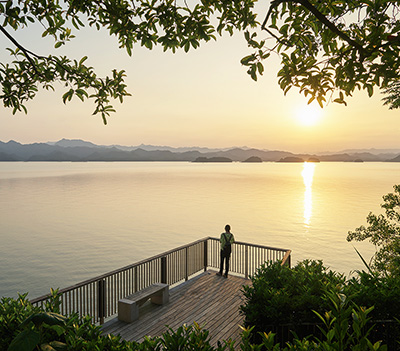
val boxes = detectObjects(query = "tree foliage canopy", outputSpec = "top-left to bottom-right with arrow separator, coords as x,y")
0,0 -> 257,123
2,0 -> 400,123
347,185 -> 400,276
243,0 -> 400,108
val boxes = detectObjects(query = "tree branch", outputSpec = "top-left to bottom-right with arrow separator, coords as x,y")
0,24 -> 42,75
261,0 -> 367,59
0,24 -> 86,82
299,0 -> 363,53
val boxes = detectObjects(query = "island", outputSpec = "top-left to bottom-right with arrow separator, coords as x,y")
277,156 -> 304,163
192,157 -> 233,163
242,156 -> 262,163
307,157 -> 320,163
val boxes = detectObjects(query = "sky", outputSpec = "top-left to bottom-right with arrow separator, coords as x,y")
1,11 -> 400,154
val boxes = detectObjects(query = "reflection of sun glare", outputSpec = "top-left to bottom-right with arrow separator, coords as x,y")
302,162 -> 316,226
296,104 -> 322,126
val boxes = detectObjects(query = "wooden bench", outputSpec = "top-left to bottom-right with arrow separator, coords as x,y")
118,283 -> 169,322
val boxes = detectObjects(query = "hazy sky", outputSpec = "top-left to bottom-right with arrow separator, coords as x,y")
1,16 -> 400,153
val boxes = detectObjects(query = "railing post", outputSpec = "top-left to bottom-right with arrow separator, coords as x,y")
134,266 -> 138,292
185,247 -> 189,281
97,279 -> 105,325
285,252 -> 291,268
245,245 -> 249,280
204,239 -> 208,272
281,250 -> 292,268
161,256 -> 167,284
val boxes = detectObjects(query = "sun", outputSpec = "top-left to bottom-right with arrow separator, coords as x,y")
295,104 -> 323,126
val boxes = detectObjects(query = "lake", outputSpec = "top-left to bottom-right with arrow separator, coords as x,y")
0,161 -> 399,299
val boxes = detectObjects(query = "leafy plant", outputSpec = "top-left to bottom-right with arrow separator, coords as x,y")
8,311 -> 68,351
161,322 -> 224,351
347,184 -> 400,277
239,289 -> 388,350
241,259 -> 345,343
0,293 -> 40,351
345,271 -> 400,322
312,289 -> 385,351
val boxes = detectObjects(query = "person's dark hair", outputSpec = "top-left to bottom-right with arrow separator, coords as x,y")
225,224 -> 231,232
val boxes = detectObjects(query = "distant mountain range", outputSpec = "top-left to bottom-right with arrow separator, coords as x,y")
1,139 -> 400,162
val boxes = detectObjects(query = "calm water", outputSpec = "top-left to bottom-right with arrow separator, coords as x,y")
1,161 -> 399,299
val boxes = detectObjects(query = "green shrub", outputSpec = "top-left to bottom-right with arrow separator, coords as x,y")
240,259 -> 400,348
240,288 -> 388,351
0,293 -> 41,350
1,291 -> 228,351
345,271 -> 400,320
240,259 -> 346,342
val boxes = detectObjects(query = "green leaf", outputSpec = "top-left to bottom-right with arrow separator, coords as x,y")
49,324 -> 65,337
126,45 -> 132,56
367,84 -> 374,97
240,55 -> 254,66
353,246 -> 375,276
249,65 -> 257,81
184,41 -> 190,53
79,56 -> 88,65
8,329 -> 40,351
257,62 -> 264,75
317,96 -> 324,108
62,90 -> 73,104
22,312 -> 67,328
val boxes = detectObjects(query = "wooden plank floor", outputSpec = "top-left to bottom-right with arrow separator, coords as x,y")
101,270 -> 251,348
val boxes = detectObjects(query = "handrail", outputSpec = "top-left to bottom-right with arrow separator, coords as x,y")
30,237 -> 210,303
30,237 -> 291,324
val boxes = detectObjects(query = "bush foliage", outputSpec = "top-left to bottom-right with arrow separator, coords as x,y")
241,260 -> 345,331
345,271 -> 400,321
240,259 -> 400,348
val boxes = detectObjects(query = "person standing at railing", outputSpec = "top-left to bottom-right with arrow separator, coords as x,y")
217,224 -> 235,278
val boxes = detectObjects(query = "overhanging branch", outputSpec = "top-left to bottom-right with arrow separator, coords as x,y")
0,24 -> 86,83
0,24 -> 42,75
261,0 -> 367,58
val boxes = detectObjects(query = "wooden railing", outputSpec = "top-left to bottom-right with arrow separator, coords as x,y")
30,237 -> 291,324
207,238 -> 291,279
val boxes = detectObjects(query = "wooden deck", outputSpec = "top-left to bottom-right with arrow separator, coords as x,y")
101,270 -> 251,347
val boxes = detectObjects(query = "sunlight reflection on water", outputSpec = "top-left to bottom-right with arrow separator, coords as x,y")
302,162 -> 316,227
